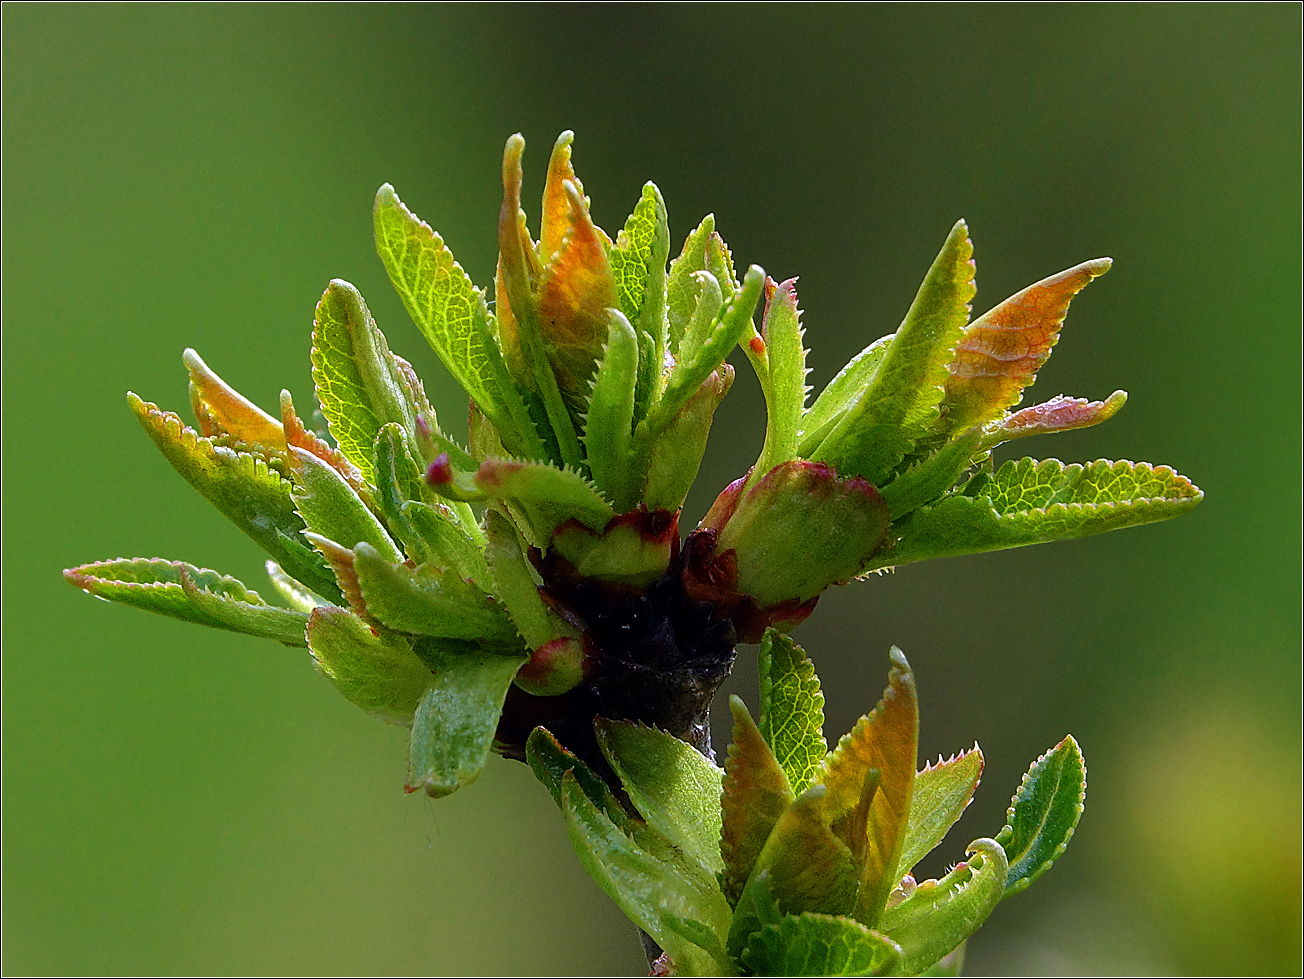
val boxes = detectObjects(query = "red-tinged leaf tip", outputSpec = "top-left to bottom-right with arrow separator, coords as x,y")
426,452 -> 452,486
514,636 -> 588,696
993,390 -> 1127,442
535,179 -> 618,405
762,276 -> 799,330
700,474 -> 749,533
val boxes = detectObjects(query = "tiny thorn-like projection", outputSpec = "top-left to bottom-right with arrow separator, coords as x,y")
67,131 -> 1199,976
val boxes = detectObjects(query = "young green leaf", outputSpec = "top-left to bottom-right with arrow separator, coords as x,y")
995,735 -> 1086,896
798,334 -> 893,459
407,644 -> 529,797
610,181 -> 670,356
129,395 -> 340,602
595,719 -> 725,878
641,365 -> 733,513
525,727 -> 633,829
748,276 -> 809,490
878,425 -> 985,521
583,311 -> 641,511
817,647 -> 919,927
878,839 -> 1008,975
64,558 -> 308,646
811,221 -> 976,485
896,747 -> 984,880
402,501 -> 494,593
758,629 -> 827,797
559,771 -> 732,974
942,259 -> 1112,432
666,214 -> 716,352
872,458 -> 1203,569
473,458 -> 615,546
649,265 -> 764,439
288,447 -> 404,564
351,543 -> 517,643
306,606 -> 431,724
310,279 -> 416,482
721,696 -> 796,905
482,511 -> 564,642
374,184 -> 547,462
741,913 -> 904,978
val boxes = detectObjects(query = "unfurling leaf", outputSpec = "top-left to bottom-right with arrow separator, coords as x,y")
984,390 -> 1127,447
758,630 -> 827,796
64,558 -> 308,645
818,647 -> 918,927
741,913 -> 903,977
897,747 -> 984,879
879,839 -> 1008,974
728,785 -> 860,958
874,458 -> 1203,569
996,735 -> 1086,896
666,214 -> 717,352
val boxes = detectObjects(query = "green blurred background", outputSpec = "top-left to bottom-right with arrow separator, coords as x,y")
5,6 -> 1300,975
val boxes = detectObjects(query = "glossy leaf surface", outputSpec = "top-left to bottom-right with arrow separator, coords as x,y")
996,735 -> 1086,896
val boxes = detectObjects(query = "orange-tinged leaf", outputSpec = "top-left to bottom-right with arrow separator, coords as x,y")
721,696 -> 796,905
817,647 -> 919,927
540,130 -> 582,265
184,348 -> 284,449
279,390 -> 366,495
303,532 -> 369,622
727,785 -> 860,958
944,259 -> 1112,430
538,180 -> 619,407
